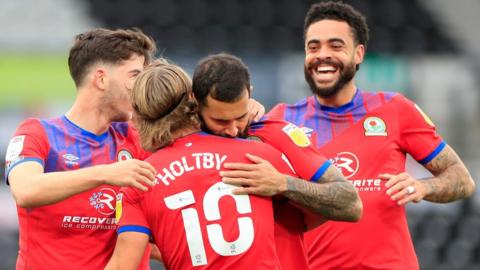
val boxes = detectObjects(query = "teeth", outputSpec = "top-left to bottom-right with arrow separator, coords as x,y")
316,66 -> 336,72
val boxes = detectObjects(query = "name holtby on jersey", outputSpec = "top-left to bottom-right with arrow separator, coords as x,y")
156,152 -> 227,186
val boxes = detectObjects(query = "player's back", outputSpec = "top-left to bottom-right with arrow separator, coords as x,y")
126,132 -> 288,270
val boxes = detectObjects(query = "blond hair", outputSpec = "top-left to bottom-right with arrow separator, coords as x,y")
131,59 -> 200,151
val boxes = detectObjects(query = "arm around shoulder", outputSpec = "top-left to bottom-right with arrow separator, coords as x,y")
283,165 -> 363,223
8,159 -> 156,208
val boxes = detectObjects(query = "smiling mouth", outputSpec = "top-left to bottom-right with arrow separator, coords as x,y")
311,65 -> 338,82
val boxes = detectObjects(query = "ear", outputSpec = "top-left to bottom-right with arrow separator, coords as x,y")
92,67 -> 108,91
354,44 -> 365,66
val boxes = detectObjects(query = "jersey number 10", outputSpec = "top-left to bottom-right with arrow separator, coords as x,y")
164,182 -> 254,266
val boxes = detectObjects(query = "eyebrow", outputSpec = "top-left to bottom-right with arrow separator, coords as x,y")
129,69 -> 142,75
307,38 -> 346,46
213,112 -> 248,121
307,39 -> 320,46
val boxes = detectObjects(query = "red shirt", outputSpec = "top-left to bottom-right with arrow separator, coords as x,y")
117,132 -> 295,270
270,90 -> 444,270
4,116 -> 150,270
249,118 -> 331,270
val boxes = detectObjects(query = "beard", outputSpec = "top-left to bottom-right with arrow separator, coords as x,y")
199,116 -> 250,139
304,58 -> 356,98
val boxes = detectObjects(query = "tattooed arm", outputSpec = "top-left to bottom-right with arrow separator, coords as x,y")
283,165 -> 362,222
220,153 -> 362,222
382,145 -> 475,205
422,145 -> 475,202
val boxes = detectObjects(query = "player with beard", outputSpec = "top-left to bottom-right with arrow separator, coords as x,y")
107,60 -> 295,270
192,53 -> 362,270
256,2 -> 475,269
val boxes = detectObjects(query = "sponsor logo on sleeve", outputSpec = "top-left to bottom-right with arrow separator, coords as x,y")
282,123 -> 311,147
115,193 -> 123,224
363,117 -> 387,136
6,135 -> 25,162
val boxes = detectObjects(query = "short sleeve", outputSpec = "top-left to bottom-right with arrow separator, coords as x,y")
249,117 -> 331,182
5,118 -> 49,183
396,95 -> 445,164
116,187 -> 151,236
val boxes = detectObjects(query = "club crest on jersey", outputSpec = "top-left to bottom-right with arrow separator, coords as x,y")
331,152 -> 359,179
363,117 -> 387,136
115,193 -> 123,223
117,149 -> 133,161
89,188 -> 117,215
282,123 -> 311,147
414,104 -> 435,127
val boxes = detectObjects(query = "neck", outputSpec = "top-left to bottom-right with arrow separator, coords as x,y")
65,88 -> 112,135
315,80 -> 357,107
173,126 -> 201,140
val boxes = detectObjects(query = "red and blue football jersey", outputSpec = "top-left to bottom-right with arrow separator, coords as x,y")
4,116 -> 150,270
248,118 -> 331,270
270,90 -> 444,270
117,132 -> 295,270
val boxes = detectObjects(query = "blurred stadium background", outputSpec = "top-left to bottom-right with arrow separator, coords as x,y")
1,0 -> 479,269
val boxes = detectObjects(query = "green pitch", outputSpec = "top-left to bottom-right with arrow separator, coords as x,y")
0,54 -> 75,107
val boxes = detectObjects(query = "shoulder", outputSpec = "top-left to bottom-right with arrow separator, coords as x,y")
110,121 -> 132,137
269,97 -> 310,115
16,117 -> 44,131
13,117 -> 52,141
360,90 -> 400,102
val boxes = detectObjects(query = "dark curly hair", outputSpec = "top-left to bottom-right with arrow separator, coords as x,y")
192,53 -> 251,106
304,1 -> 369,48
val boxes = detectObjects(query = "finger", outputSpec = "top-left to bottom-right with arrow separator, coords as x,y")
245,153 -> 267,164
232,187 -> 260,195
220,170 -> 254,178
222,177 -> 253,187
384,174 -> 408,188
223,162 -> 256,171
131,181 -> 149,192
253,107 -> 265,122
136,174 -> 156,187
379,173 -> 395,180
136,167 -> 157,183
137,160 -> 157,175
253,112 -> 262,122
397,194 -> 416,205
386,181 -> 409,196
390,187 -> 410,200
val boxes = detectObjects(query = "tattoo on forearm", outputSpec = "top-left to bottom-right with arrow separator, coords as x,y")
423,145 -> 474,202
283,167 -> 361,222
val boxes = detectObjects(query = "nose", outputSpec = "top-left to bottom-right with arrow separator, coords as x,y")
223,124 -> 239,138
313,46 -> 332,61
